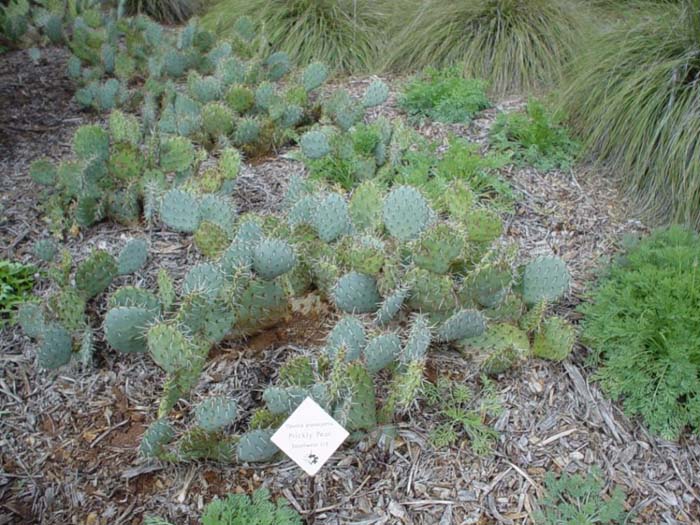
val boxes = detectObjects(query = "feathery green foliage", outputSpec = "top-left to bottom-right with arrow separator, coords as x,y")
201,489 -> 302,525
490,100 -> 580,171
0,260 -> 36,325
424,375 -> 501,455
580,226 -> 700,439
384,0 -> 583,94
202,0 -> 387,73
561,0 -> 700,227
398,67 -> 491,124
533,467 -> 628,524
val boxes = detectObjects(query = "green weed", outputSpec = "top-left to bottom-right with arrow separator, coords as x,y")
423,375 -> 502,455
0,260 -> 36,325
398,68 -> 490,124
490,100 -> 580,172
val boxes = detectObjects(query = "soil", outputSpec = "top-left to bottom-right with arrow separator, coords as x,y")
1,47 -> 699,525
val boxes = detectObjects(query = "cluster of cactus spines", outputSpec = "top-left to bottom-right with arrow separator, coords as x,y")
364,333 -> 402,374
522,256 -> 571,306
252,238 -> 296,281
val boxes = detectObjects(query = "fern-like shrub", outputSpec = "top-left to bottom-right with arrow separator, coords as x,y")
201,0 -> 387,73
533,467 -> 628,524
201,489 -> 302,525
398,68 -> 490,124
580,226 -> 700,440
384,0 -> 583,94
489,100 -> 579,172
561,0 -> 700,227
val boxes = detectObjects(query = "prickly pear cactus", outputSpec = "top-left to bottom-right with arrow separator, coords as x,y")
312,193 -> 351,243
522,256 -> 570,306
300,130 -> 330,159
460,323 -> 530,375
325,316 -> 366,361
75,250 -> 118,298
140,419 -> 175,459
362,80 -> 389,108
436,309 -> 486,343
375,286 -> 410,326
37,323 -> 73,369
117,238 -> 148,275
332,272 -> 381,314
195,397 -> 238,432
237,429 -> 278,462
364,333 -> 401,374
104,306 -> 157,353
18,302 -> 46,338
33,238 -> 57,263
252,238 -> 296,281
302,62 -> 328,92
412,223 -> 464,275
403,314 -> 432,362
532,316 -> 575,362
160,189 -> 201,233
382,186 -> 431,241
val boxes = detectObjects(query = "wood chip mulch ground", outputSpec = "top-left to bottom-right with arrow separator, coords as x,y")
1,51 -> 698,525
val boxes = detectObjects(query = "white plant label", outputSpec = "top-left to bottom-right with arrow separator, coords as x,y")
271,397 -> 349,476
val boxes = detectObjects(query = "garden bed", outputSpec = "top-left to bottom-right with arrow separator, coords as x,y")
3,47 -> 698,525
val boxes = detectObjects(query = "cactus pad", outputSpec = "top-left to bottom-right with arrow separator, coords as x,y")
117,238 -> 148,275
326,316 -> 366,361
300,130 -> 330,159
140,419 -> 174,458
75,250 -> 118,299
253,238 -> 296,281
522,256 -> 570,306
38,323 -> 73,369
104,306 -> 156,353
312,193 -> 351,243
160,189 -> 201,233
195,397 -> 238,432
436,309 -> 486,343
332,272 -> 381,314
383,186 -> 431,241
364,333 -> 401,374
532,316 -> 575,362
237,429 -> 278,463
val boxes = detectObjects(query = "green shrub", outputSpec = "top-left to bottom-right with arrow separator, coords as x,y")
384,0 -> 583,94
201,489 -> 301,525
398,68 -> 491,124
580,226 -> 700,439
202,0 -> 387,73
533,467 -> 628,524
125,0 -> 200,24
561,0 -> 700,227
489,100 -> 580,171
0,260 -> 36,325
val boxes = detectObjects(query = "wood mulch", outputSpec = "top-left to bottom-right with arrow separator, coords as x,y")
1,51 -> 698,525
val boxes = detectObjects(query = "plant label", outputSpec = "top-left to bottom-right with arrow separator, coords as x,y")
271,397 -> 349,476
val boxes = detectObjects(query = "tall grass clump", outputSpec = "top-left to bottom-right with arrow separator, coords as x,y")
562,0 -> 700,228
201,0 -> 386,73
125,0 -> 200,23
384,0 -> 583,95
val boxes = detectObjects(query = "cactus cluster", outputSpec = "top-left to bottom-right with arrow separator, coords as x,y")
18,241 -> 148,369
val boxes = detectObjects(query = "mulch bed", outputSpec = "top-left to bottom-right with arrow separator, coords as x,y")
1,51 -> 698,525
